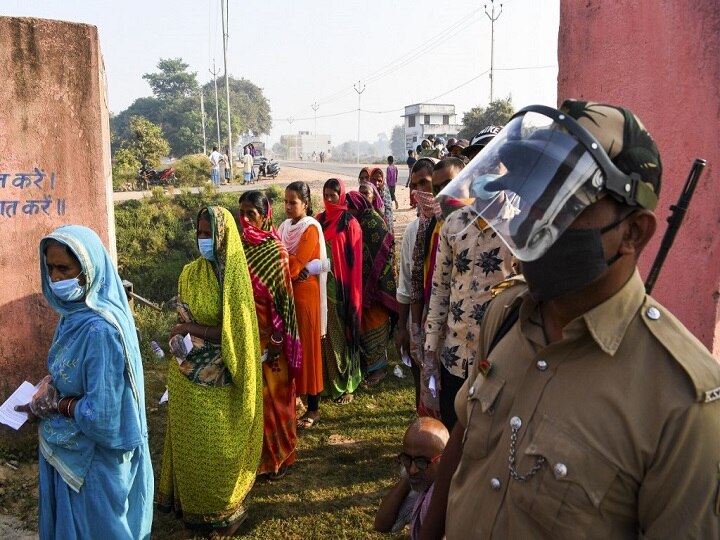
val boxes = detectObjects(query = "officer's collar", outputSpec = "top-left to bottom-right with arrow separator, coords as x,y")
580,269 -> 646,356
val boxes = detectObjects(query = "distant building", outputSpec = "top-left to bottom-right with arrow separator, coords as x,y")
281,131 -> 332,160
402,103 -> 463,150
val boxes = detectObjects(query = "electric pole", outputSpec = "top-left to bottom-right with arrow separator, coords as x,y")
484,1 -> 503,103
353,81 -> 366,165
221,0 -> 233,177
209,61 -> 221,149
199,90 -> 207,155
288,117 -> 296,159
311,101 -> 319,160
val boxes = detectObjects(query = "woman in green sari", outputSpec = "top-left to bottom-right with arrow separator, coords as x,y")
158,206 -> 262,537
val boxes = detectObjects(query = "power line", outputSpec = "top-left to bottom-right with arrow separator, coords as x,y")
275,63 -> 556,124
315,6 -> 484,107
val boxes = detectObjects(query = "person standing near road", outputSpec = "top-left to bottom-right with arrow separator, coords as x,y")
219,150 -> 230,184
386,155 -> 399,209
242,149 -> 254,185
420,100 -> 720,539
209,145 -> 222,187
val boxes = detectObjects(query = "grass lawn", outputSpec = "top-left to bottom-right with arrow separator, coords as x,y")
148,350 -> 416,539
0,351 -> 417,539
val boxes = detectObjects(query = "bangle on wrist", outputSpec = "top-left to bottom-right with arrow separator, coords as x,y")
270,334 -> 283,345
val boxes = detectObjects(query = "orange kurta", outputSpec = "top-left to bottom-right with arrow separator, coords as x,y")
287,225 -> 323,395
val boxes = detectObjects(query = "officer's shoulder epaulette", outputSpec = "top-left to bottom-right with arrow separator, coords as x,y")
641,296 -> 720,404
490,274 -> 527,299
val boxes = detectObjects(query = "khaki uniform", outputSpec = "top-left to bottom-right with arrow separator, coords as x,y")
447,270 -> 720,539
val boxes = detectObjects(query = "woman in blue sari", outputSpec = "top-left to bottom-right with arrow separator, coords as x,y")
18,225 -> 153,539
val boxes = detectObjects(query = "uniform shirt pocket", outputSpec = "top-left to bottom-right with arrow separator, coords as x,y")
461,376 -> 505,460
510,415 -> 619,535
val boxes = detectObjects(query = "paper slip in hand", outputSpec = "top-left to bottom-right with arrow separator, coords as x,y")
159,388 -> 169,404
402,354 -> 412,368
260,350 -> 269,363
183,333 -> 193,353
0,381 -> 37,430
428,375 -> 437,398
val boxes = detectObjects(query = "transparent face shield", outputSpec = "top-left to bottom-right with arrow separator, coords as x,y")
437,109 -> 609,261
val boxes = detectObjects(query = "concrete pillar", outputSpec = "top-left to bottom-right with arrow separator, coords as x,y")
0,17 -> 115,398
558,1 -> 720,357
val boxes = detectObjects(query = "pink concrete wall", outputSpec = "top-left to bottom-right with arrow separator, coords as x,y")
558,0 -> 720,356
0,17 -> 113,397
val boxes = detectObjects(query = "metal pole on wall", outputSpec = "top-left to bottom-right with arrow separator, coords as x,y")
221,0 -> 233,177
484,1 -> 503,103
353,81 -> 365,165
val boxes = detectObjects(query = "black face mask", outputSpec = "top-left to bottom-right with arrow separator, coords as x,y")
520,211 -> 635,302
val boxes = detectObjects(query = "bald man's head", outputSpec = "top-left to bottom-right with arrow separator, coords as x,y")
401,417 -> 449,492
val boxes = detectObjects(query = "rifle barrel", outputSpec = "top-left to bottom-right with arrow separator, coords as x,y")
645,158 -> 706,294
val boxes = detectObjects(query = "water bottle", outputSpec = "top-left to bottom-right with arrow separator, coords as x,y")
150,341 -> 165,358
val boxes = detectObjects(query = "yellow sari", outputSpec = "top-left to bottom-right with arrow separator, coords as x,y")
158,206 -> 262,530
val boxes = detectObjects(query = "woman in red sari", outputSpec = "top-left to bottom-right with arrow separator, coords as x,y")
239,191 -> 302,478
316,178 -> 363,404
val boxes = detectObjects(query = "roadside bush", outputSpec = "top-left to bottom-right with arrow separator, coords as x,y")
172,153 -> 210,187
112,147 -> 140,191
264,184 -> 283,203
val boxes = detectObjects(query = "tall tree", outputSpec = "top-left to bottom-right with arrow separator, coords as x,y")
142,58 -> 198,101
111,59 -> 272,159
458,97 -> 514,140
390,125 -> 405,158
202,76 -> 272,147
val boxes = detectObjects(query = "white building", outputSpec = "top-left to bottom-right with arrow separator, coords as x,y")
402,103 -> 463,151
281,131 -> 332,160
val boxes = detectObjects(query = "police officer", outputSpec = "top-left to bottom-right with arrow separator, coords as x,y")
420,100 -> 720,539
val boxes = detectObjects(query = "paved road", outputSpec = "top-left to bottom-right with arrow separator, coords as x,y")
112,161 -> 411,203
281,160 -> 410,186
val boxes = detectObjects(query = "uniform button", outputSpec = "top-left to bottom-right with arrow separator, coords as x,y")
468,386 -> 476,397
646,307 -> 661,320
536,359 -> 548,371
510,416 -> 522,430
490,477 -> 501,491
553,462 -> 568,479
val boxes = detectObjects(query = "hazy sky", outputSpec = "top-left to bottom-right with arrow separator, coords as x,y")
2,0 -> 559,148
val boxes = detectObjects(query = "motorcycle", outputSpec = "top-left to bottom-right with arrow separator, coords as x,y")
257,158 -> 280,179
136,163 -> 177,190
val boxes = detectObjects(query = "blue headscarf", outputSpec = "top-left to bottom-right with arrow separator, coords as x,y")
39,225 -> 148,491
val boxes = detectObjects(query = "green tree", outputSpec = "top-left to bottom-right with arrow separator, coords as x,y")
111,59 -> 272,159
142,58 -> 198,101
126,116 -> 170,166
390,125 -> 405,158
458,97 -> 514,140
202,76 -> 272,148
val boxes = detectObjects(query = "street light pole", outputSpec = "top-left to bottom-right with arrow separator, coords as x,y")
209,61 -> 221,149
311,101 -> 319,159
353,81 -> 366,165
221,0 -> 233,177
199,90 -> 207,155
287,116 -> 295,159
484,1 -> 503,103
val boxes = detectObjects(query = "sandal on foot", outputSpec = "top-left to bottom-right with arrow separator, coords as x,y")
364,369 -> 387,388
268,465 -> 288,481
297,415 -> 319,429
333,393 -> 354,405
